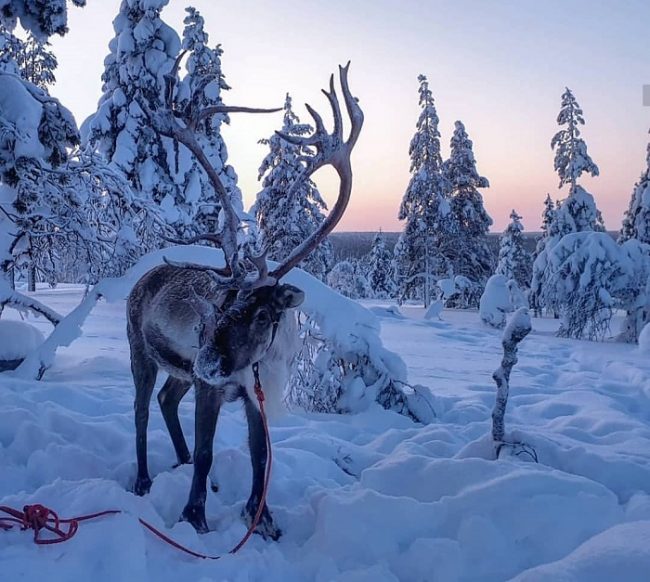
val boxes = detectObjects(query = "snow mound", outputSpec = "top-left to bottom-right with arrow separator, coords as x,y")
512,521 -> 650,582
0,320 -> 44,360
480,274 -> 512,328
639,323 -> 650,354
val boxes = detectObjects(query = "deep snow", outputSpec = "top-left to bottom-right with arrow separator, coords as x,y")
2,288 -> 650,581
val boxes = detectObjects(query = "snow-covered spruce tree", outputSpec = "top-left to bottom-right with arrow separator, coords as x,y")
550,88 -> 604,235
0,0 -> 79,316
0,27 -> 58,290
616,134 -> 650,341
327,260 -> 358,299
83,0 -> 190,239
620,133 -> 650,245
367,231 -> 396,298
495,210 -> 532,290
540,232 -> 631,340
534,194 -> 557,259
617,239 -> 650,343
176,6 -> 243,236
395,74 -> 450,307
13,33 -> 56,88
254,93 -> 333,280
443,120 -> 493,292
531,89 -> 604,328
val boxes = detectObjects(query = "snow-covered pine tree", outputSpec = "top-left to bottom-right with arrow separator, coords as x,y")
367,231 -> 396,298
531,89 -> 605,329
327,260 -> 358,299
177,6 -> 243,236
443,120 -> 493,289
83,0 -> 188,238
495,210 -> 532,290
13,33 -> 57,88
552,88 -> 599,190
1,2 -> 157,301
540,232 -> 632,340
0,28 -> 58,290
254,93 -> 333,280
616,133 -> 650,342
550,88 -> 604,235
620,132 -> 650,245
395,74 -> 450,306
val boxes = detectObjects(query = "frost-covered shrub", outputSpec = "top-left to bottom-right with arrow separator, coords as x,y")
286,311 -> 429,422
479,274 -> 512,328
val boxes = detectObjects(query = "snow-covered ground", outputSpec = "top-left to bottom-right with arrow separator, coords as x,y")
2,288 -> 650,581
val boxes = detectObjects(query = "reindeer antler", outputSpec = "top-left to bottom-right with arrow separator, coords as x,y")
147,57 -> 363,291
269,62 -> 364,280
138,52 -> 280,289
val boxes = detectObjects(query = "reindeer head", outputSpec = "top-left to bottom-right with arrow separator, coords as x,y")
191,284 -> 304,386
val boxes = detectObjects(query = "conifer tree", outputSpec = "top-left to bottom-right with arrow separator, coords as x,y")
254,94 -> 333,280
395,74 -> 450,306
532,88 -> 606,330
620,133 -> 650,244
550,88 -> 604,235
177,7 -> 243,235
444,120 -> 493,287
83,0 -> 186,237
496,210 -> 532,289
367,231 -> 396,299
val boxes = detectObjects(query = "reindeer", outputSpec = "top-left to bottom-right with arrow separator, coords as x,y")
127,62 -> 363,539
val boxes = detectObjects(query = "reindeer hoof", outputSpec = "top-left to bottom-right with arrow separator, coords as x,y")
133,476 -> 152,496
181,505 -> 210,534
242,504 -> 282,541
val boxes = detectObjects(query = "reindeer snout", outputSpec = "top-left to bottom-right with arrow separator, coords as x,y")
194,348 -> 233,385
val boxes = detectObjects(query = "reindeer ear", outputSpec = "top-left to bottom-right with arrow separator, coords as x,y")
275,284 -> 305,309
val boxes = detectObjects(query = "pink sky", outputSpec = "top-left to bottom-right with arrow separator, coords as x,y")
50,0 -> 650,232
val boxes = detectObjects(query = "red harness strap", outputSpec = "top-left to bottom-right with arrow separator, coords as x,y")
0,367 -> 273,559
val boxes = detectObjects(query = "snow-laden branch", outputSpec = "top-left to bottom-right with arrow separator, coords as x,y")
492,308 -> 532,443
0,279 -> 61,325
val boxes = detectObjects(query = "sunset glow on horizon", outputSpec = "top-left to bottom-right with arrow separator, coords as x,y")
50,0 -> 650,233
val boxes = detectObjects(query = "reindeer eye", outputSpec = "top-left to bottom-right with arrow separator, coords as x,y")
256,310 -> 271,324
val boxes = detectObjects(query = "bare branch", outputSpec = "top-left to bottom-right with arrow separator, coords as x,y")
196,105 -> 282,123
162,232 -> 223,247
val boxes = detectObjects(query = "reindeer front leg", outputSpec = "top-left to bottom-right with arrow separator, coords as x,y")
243,397 -> 281,540
181,381 -> 221,533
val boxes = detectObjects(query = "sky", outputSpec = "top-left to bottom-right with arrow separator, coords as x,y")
48,0 -> 650,232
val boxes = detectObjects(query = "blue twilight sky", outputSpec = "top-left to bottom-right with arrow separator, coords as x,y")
49,0 -> 650,232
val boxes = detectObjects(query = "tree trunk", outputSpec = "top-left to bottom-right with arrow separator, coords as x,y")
28,263 -> 36,292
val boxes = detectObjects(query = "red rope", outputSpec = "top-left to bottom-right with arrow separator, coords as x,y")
0,369 -> 273,559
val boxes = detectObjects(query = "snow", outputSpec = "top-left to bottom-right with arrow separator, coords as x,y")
3,289 -> 650,580
0,319 -> 43,360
